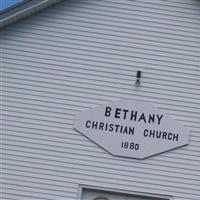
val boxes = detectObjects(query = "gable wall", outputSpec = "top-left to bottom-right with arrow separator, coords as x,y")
2,0 -> 200,199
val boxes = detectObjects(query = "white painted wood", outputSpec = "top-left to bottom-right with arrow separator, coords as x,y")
81,189 -> 164,200
2,0 -> 200,200
82,190 -> 126,200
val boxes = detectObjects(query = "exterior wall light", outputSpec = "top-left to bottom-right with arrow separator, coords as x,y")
135,70 -> 142,86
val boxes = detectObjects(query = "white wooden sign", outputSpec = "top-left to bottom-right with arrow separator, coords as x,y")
74,99 -> 190,159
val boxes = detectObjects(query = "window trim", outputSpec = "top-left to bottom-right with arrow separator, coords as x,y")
78,185 -> 173,200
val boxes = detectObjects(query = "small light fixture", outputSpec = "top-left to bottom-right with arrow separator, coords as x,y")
135,70 -> 142,86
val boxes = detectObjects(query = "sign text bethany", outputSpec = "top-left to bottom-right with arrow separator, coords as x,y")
74,100 -> 190,159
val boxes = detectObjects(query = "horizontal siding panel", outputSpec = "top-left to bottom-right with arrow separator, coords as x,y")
2,192 -> 75,200
3,42 -> 200,79
2,126 -> 200,147
3,83 -> 200,113
3,132 -> 200,157
86,0 -> 200,16
3,122 -> 199,146
3,58 -> 200,87
3,92 -> 200,133
4,160 -> 200,191
3,104 -> 200,130
3,96 -> 199,132
4,35 -> 200,66
2,178 -> 195,200
3,93 -> 200,133
4,175 -> 77,192
4,174 -> 77,191
3,72 -> 199,105
3,70 -> 200,101
3,141 -> 200,172
4,39 -> 200,65
3,101 -> 200,126
3,184 -> 75,198
3,67 -> 199,100
8,19 -> 200,50
50,7 -> 200,28
7,13 -> 200,41
3,148 -> 200,181
3,168 -> 200,199
5,26 -> 200,53
37,13 -> 200,38
3,44 -> 200,69
2,187 -> 75,200
3,89 -> 200,117
3,49 -> 200,78
3,164 -> 200,194
3,155 -> 200,185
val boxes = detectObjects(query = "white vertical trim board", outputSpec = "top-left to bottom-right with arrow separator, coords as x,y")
2,0 -> 200,200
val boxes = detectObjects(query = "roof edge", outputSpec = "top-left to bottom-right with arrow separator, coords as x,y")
0,0 -> 63,29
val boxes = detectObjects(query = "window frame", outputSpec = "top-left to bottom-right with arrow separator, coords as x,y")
78,185 -> 173,200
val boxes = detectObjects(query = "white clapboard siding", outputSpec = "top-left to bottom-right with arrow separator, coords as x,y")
2,0 -> 200,199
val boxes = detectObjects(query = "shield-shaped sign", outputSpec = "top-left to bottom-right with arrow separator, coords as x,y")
74,99 -> 190,159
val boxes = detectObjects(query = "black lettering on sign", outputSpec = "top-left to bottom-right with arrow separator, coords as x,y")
85,120 -> 91,128
143,129 -> 179,142
115,108 -> 121,118
122,109 -> 129,119
121,142 -> 139,150
105,106 -> 112,117
104,107 -> 163,125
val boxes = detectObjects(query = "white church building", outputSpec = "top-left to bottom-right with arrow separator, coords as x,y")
1,0 -> 200,200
